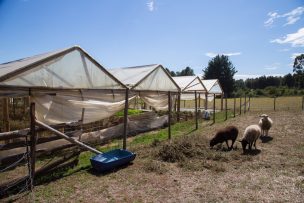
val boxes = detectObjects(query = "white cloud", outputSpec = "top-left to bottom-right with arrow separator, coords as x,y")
283,6 -> 304,26
264,12 -> 279,27
264,63 -> 280,70
271,27 -> 304,47
147,0 -> 154,12
264,6 -> 304,27
205,52 -> 241,58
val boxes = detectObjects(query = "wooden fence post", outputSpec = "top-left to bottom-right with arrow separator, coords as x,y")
177,93 -> 180,122
274,97 -> 276,111
29,102 -> 36,191
168,92 -> 171,140
195,91 -> 198,130
221,93 -> 223,111
244,94 -> 247,114
248,96 -> 251,111
302,96 -> 304,111
205,93 -> 208,110
239,97 -> 242,115
123,88 -> 129,150
233,96 -> 236,117
2,98 -> 10,132
225,96 -> 228,121
198,93 -> 201,110
213,94 -> 216,124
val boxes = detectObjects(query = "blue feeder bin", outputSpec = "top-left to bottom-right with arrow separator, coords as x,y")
90,149 -> 136,172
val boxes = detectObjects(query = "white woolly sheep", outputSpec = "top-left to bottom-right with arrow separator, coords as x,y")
258,114 -> 273,136
240,124 -> 261,153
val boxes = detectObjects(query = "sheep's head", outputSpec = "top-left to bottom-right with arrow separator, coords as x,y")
259,114 -> 269,122
239,140 -> 248,152
209,138 -> 217,148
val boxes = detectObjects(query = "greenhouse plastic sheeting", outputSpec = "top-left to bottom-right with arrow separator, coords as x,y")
0,48 -> 123,89
139,92 -> 176,111
173,76 -> 206,92
201,79 -> 223,94
33,90 -> 136,124
109,65 -> 180,92
180,93 -> 214,101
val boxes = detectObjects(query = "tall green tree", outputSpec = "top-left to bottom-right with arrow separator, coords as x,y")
293,54 -> 304,88
203,55 -> 237,97
165,68 -> 177,77
176,66 -> 195,76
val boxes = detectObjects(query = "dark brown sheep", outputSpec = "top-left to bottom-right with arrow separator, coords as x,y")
210,126 -> 239,150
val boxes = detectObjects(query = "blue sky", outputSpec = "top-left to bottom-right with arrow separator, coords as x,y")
0,0 -> 303,80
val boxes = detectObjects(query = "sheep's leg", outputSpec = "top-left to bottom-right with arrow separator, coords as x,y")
249,142 -> 252,150
254,140 -> 257,149
225,140 -> 229,149
231,139 -> 236,150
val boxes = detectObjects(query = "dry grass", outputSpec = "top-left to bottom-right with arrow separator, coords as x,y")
5,110 -> 304,202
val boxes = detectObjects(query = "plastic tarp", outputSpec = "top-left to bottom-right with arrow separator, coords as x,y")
0,47 -> 124,90
109,64 -> 180,111
139,92 -> 176,111
33,90 -> 135,124
108,65 -> 180,92
173,76 -> 206,92
201,79 -> 223,94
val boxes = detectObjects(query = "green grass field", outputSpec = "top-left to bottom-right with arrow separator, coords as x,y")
180,96 -> 304,112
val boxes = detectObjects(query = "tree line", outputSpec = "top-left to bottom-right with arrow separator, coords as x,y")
166,54 -> 304,97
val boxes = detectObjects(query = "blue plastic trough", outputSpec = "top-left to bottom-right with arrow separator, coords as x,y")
90,149 -> 136,172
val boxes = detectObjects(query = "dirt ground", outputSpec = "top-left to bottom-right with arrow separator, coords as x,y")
10,111 -> 304,202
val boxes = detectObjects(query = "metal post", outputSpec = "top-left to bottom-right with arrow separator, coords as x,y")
177,93 -> 181,122
168,91 -> 171,139
274,97 -> 276,111
233,96 -> 236,117
123,88 -> 129,150
239,97 -> 242,115
225,96 -> 228,121
213,94 -> 216,124
29,102 -> 36,191
195,91 -> 198,130
244,94 -> 247,114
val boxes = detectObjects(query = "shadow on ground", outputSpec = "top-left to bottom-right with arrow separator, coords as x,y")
242,149 -> 261,156
260,136 -> 273,143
